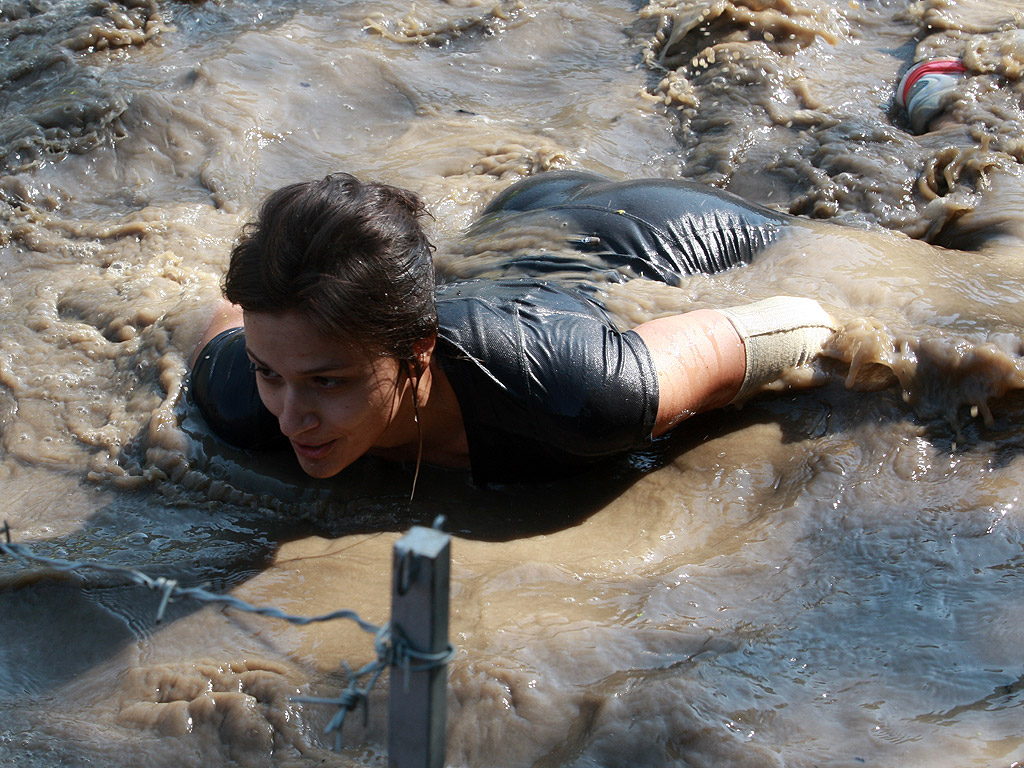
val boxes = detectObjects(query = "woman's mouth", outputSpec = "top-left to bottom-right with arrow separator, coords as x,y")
290,439 -> 336,460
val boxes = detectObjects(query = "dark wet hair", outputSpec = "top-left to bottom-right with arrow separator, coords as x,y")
223,173 -> 437,363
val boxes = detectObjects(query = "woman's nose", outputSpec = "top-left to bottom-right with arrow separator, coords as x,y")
276,387 -> 318,437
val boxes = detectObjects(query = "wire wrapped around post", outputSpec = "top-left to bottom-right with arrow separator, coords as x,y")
387,523 -> 451,768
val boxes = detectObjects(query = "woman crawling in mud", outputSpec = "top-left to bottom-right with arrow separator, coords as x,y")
187,170 -> 839,489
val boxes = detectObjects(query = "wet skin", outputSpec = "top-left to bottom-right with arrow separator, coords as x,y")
242,310 -> 422,478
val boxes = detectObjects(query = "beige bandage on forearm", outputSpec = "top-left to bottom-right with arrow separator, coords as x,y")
719,296 -> 836,403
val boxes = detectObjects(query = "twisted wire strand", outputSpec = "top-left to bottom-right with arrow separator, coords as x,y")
0,531 -> 381,629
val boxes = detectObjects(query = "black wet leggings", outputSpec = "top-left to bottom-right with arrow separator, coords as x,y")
463,170 -> 791,286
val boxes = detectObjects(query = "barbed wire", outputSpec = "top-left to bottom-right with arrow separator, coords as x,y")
0,520 -> 455,750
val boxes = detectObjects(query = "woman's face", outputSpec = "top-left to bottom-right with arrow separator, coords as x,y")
242,310 -> 410,478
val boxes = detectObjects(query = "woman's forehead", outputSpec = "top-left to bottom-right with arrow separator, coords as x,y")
243,310 -> 384,372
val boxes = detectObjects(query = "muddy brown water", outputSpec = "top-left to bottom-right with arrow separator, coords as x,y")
1,0 -> 1023,766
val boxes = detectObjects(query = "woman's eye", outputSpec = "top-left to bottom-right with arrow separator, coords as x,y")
313,376 -> 345,388
252,364 -> 279,380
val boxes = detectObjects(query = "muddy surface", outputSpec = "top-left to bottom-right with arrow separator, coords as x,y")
1,1 -> 1023,766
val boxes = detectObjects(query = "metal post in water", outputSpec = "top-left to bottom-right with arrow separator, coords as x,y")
388,526 -> 450,768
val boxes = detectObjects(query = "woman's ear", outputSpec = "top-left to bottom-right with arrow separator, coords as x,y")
412,334 -> 437,371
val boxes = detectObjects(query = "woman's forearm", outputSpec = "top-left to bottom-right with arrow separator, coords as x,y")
634,297 -> 835,436
632,309 -> 746,435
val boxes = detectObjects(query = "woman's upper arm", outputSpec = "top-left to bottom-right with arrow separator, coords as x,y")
631,309 -> 746,436
189,298 -> 244,367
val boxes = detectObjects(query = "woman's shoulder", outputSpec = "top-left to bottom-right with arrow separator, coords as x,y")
435,277 -> 606,317
188,322 -> 283,450
188,298 -> 244,366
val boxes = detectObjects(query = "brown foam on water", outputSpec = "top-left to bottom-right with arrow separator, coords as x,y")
117,659 -> 307,752
638,0 -> 1024,245
641,0 -> 846,69
829,317 -> 1024,431
363,0 -> 526,47
61,0 -> 166,53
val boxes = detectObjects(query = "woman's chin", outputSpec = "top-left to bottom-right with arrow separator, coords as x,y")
292,454 -> 349,479
291,446 -> 347,479
298,463 -> 338,479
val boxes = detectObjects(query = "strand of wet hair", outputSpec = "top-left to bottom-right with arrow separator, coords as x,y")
406,358 -> 424,504
0,520 -> 455,751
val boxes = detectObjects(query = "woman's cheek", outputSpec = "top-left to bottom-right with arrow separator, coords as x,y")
255,381 -> 284,417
